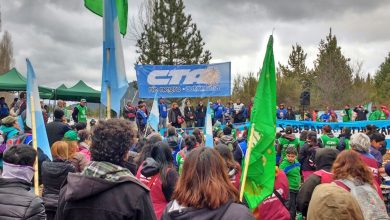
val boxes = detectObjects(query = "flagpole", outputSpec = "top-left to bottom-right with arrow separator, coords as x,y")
240,123 -> 255,201
106,45 -> 111,119
30,95 -> 39,196
107,86 -> 111,119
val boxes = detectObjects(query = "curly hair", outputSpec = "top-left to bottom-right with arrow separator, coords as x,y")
91,119 -> 137,166
332,150 -> 373,186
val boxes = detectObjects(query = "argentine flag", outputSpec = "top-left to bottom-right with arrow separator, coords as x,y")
101,0 -> 129,115
26,59 -> 52,160
147,94 -> 159,132
205,101 -> 213,148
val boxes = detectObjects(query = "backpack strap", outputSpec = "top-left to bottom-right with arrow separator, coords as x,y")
273,189 -> 288,209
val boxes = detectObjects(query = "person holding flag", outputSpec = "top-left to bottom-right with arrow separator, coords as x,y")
240,35 -> 276,210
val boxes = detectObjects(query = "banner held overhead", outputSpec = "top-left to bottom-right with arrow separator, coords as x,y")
135,62 -> 231,98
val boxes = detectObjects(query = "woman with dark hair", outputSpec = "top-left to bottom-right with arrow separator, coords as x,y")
331,150 -> 387,219
162,148 -> 254,220
299,131 -> 321,181
42,141 -> 75,220
136,141 -> 178,219
192,128 -> 204,147
215,143 -> 241,190
176,135 -> 198,175
135,133 -> 163,169
168,103 -> 183,128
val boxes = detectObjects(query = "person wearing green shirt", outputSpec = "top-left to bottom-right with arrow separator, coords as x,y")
277,126 -> 300,163
369,105 -> 382,120
279,146 -> 301,220
319,125 -> 339,149
72,99 -> 88,123
341,105 -> 353,122
176,135 -> 197,175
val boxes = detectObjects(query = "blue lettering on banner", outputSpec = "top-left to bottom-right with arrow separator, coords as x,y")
135,62 -> 231,98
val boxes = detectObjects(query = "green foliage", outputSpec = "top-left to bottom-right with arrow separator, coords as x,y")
311,29 -> 353,108
374,53 -> 390,103
232,72 -> 258,103
136,0 -> 211,65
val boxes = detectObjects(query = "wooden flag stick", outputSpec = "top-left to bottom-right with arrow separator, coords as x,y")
30,95 -> 39,196
239,123 -> 255,201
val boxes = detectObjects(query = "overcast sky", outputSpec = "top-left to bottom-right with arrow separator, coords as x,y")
1,0 -> 390,89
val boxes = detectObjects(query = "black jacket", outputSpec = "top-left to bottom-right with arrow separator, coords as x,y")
162,200 -> 255,220
297,148 -> 339,217
41,160 -> 75,211
353,107 -> 368,121
55,172 -> 156,220
284,110 -> 296,120
0,178 -> 46,219
196,105 -> 207,119
184,106 -> 196,121
45,119 -> 71,147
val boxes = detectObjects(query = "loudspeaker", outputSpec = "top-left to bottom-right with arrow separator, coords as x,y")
300,91 -> 310,106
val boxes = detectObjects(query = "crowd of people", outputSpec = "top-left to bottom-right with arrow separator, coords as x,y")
1,94 -> 390,219
122,98 -> 253,136
276,103 -> 390,122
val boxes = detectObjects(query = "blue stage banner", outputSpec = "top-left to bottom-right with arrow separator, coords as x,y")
135,62 -> 231,98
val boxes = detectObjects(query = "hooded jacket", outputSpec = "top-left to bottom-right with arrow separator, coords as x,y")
136,158 -> 178,220
307,183 -> 364,220
45,119 -> 71,147
297,148 -> 339,217
220,135 -> 243,165
0,178 -> 46,220
41,160 -> 75,212
255,169 -> 290,220
162,200 -> 255,220
55,161 -> 156,220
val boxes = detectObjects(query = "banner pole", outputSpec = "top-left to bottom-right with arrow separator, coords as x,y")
240,123 -> 255,201
30,95 -> 39,196
107,86 -> 111,119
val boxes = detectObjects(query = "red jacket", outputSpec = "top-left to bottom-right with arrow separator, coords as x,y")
255,170 -> 290,220
136,165 -> 167,220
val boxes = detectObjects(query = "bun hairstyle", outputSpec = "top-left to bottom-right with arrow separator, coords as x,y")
185,135 -> 197,151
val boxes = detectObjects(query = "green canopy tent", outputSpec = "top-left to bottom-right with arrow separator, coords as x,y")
55,80 -> 101,103
0,68 -> 54,99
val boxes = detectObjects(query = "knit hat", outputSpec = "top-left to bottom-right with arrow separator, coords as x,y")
63,130 -> 80,141
1,116 -> 17,126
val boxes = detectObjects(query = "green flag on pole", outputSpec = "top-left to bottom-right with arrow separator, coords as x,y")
84,0 -> 128,36
240,35 -> 276,209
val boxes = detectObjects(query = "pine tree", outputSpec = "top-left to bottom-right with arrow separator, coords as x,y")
0,31 -> 13,74
312,29 -> 353,108
279,43 -> 312,91
374,52 -> 390,102
136,0 -> 211,65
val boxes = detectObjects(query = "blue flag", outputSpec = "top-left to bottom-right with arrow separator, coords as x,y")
205,101 -> 213,148
100,0 -> 129,115
147,93 -> 159,132
26,59 -> 52,160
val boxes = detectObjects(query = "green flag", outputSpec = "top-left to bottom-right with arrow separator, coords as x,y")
84,0 -> 128,36
240,35 -> 276,209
